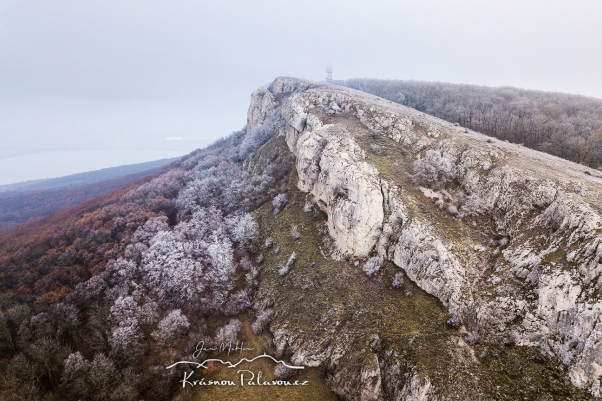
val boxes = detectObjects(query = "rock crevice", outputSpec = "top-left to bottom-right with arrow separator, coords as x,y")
247,76 -> 602,397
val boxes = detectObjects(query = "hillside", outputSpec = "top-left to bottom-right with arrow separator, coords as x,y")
1,77 -> 602,400
344,78 -> 602,169
0,157 -> 180,194
0,158 -> 180,229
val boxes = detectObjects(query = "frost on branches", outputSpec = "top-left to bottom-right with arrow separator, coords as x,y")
6,124 -> 286,400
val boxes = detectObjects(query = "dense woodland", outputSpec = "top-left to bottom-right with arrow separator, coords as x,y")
345,79 -> 602,168
0,119 -> 285,400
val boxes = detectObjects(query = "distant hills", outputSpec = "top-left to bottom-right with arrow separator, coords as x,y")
0,157 -> 181,229
0,157 -> 180,194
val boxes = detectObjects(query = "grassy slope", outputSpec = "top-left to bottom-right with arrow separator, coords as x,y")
190,138 -> 339,401
198,133 -> 592,400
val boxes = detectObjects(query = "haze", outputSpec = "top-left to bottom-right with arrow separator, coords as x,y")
1,0 -> 601,185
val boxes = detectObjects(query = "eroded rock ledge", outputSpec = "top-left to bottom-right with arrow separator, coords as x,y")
248,77 -> 602,397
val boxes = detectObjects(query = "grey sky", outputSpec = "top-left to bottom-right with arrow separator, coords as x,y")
1,0 -> 601,183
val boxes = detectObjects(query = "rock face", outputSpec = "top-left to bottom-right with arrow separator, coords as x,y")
248,77 -> 602,398
292,122 -> 384,257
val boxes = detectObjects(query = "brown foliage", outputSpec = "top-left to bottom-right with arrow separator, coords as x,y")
0,168 -> 188,306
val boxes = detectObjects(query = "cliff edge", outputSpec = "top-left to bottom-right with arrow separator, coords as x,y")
248,77 -> 602,399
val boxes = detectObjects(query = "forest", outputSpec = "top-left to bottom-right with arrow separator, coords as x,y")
2,77 -> 602,400
0,119 -> 283,400
344,78 -> 602,168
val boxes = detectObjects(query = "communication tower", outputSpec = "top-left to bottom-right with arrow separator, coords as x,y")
326,64 -> 333,82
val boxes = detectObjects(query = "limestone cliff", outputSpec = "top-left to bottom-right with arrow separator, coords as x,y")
248,77 -> 602,399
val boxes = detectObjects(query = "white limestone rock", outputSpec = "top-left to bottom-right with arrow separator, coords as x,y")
398,373 -> 433,401
247,76 -> 602,394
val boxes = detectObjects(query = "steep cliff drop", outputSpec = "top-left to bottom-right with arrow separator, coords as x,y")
246,77 -> 602,400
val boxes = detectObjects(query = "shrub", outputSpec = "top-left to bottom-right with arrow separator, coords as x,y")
370,143 -> 384,155
278,252 -> 296,276
392,272 -> 404,288
412,149 -> 455,188
290,225 -> 301,240
363,256 -> 383,277
251,310 -> 271,334
272,194 -> 288,215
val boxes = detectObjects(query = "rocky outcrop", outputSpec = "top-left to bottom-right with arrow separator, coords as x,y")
290,123 -> 384,257
398,374 -> 433,401
247,77 -> 602,398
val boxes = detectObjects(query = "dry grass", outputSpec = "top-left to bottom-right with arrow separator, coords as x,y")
195,133 -> 592,399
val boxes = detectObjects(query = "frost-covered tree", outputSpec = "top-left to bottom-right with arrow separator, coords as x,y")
151,310 -> 190,346
73,275 -> 107,301
175,166 -> 232,216
214,319 -> 242,346
141,230 -> 205,305
132,216 -> 170,245
205,235 -> 236,289
111,258 -> 138,281
236,114 -> 278,160
177,207 -> 226,241
63,351 -> 90,381
225,213 -> 258,250
138,300 -> 159,327
124,242 -> 148,264
62,351 -> 90,398
223,289 -> 252,316
109,296 -> 139,327
251,309 -> 271,334
109,324 -> 142,360
108,296 -> 143,360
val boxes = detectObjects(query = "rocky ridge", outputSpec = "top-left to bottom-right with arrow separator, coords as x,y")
248,77 -> 602,398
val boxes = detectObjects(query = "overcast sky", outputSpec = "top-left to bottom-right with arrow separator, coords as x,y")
1,0 -> 601,184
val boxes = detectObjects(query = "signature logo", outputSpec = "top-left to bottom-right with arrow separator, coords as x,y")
167,346 -> 308,387
167,353 -> 304,370
192,340 -> 255,357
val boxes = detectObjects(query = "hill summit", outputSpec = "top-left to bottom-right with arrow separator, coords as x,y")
2,77 -> 602,400
247,77 -> 602,399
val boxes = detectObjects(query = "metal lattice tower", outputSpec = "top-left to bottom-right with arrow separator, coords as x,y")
326,64 -> 333,82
